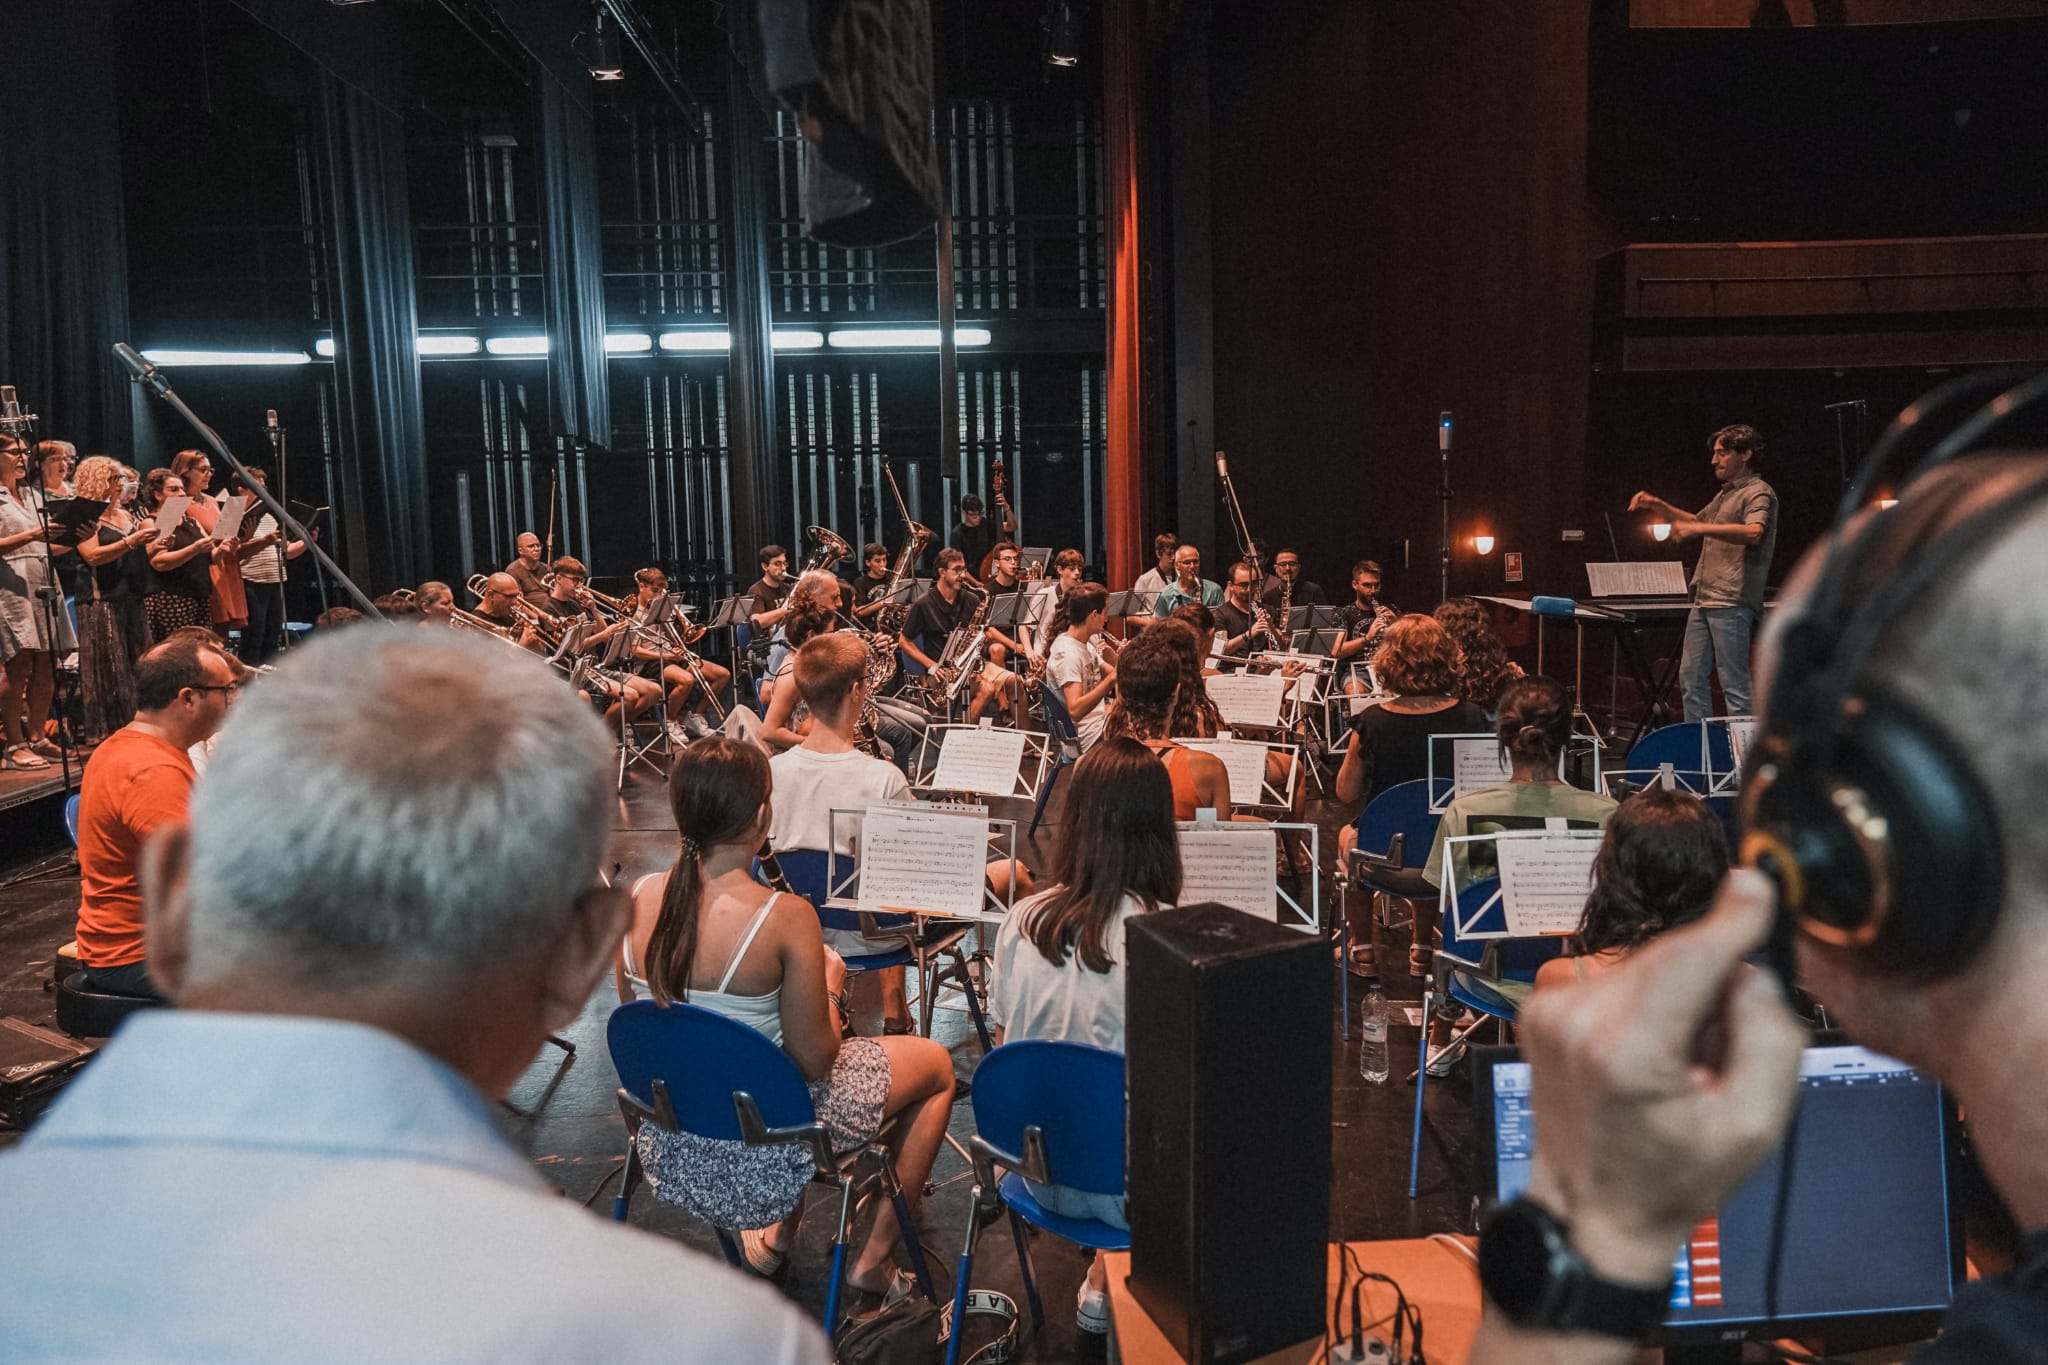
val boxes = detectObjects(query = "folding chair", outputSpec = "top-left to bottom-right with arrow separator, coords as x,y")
772,849 -> 991,1050
1028,680 -> 1084,838
1406,875 -> 1567,1197
1335,778 -> 1448,1035
949,1040 -> 1128,1364
607,999 -> 937,1326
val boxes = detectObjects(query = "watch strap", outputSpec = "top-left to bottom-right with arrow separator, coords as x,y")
1566,1265 -> 1670,1340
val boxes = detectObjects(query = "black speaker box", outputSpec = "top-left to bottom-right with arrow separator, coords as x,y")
1126,903 -> 1331,1364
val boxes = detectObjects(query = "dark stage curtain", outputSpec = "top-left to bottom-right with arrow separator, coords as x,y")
0,0 -> 135,458
319,76 -> 432,589
533,75 -> 611,449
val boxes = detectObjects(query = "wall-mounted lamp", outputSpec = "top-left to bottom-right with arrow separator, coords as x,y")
1650,522 -> 1672,543
1473,534 -> 1495,555
1877,497 -> 1899,510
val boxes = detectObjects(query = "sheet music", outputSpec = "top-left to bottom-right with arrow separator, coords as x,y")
1585,561 -> 1687,598
1176,737 -> 1273,806
1205,671 -> 1286,729
1494,833 -> 1603,936
212,495 -> 249,542
1451,737 -> 1514,795
152,496 -> 192,539
1725,718 -> 1759,769
855,805 -> 992,919
1176,822 -> 1279,921
929,726 -> 1028,796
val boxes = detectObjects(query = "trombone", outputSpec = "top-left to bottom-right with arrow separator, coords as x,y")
466,573 -> 566,649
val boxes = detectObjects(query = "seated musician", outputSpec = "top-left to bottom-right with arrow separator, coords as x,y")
898,549 -> 1009,724
978,542 -> 1039,724
414,580 -> 456,623
1126,532 -> 1178,626
1434,596 -> 1523,716
1261,547 -> 1325,615
504,531 -> 551,608
545,558 -> 664,727
624,568 -> 728,744
1152,544 -> 1222,616
1332,558 -> 1396,695
1169,602 -> 1221,672
848,543 -> 894,622
1214,560 -> 1277,666
1100,629 -> 1231,820
759,572 -> 929,775
745,544 -> 795,634
1045,584 -> 1117,750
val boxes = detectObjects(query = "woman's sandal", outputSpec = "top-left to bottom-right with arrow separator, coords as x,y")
739,1227 -> 788,1278
4,744 -> 51,771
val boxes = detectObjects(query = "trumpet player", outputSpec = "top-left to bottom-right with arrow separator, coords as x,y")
624,568 -> 727,744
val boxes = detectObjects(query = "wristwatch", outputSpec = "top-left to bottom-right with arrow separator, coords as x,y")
1478,1197 -> 1671,1341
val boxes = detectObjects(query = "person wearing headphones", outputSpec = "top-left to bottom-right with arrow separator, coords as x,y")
1468,431 -> 2048,1359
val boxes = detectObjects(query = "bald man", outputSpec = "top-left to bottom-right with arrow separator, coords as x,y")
504,533 -> 551,609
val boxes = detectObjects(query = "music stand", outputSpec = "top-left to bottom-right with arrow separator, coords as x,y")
1173,812 -> 1323,935
1105,589 -> 1158,619
985,593 -> 1032,630
825,806 -> 1022,924
1017,546 -> 1052,578
911,722 -> 1053,803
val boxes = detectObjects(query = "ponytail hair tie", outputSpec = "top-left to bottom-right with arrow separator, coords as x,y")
680,836 -> 701,859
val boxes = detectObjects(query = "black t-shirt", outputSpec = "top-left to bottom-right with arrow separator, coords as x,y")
905,585 -> 982,657
950,520 -> 996,573
1913,1228 -> 2048,1361
852,570 -> 892,605
1347,700 -> 1490,803
1261,578 -> 1327,612
538,595 -> 590,619
473,608 -> 520,631
145,522 -> 211,600
746,575 -> 792,619
1214,600 -> 1267,660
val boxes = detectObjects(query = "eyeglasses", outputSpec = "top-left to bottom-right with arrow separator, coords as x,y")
188,682 -> 243,696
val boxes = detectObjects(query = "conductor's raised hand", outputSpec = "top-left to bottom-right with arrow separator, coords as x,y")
1515,869 -> 1806,1287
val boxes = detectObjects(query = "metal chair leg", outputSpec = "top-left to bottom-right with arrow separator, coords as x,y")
873,1147 -> 937,1302
714,1228 -> 744,1268
944,1185 -> 984,1365
610,1143 -> 643,1223
1408,985 -> 1433,1199
823,1174 -> 855,1328
1006,1205 -> 1044,1328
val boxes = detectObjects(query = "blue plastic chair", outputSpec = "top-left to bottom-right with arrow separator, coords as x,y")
1337,778 -> 1449,1036
1028,681 -> 1084,837
1625,721 -> 1735,783
1407,875 -> 1568,1198
773,849 -> 990,1048
607,999 -> 936,1325
63,793 -> 80,846
949,1041 -> 1129,1363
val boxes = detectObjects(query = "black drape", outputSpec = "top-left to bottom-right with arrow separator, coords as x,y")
533,75 -> 611,448
319,76 -> 431,589
0,0 -> 135,457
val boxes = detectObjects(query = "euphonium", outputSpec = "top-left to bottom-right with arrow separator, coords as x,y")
800,524 -> 852,575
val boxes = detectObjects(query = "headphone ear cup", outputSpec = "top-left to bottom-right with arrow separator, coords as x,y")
1752,694 -> 2003,978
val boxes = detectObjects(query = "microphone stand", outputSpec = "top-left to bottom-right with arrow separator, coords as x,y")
263,415 -> 294,653
112,345 -> 383,619
1438,438 -> 1453,607
2,394 -> 78,787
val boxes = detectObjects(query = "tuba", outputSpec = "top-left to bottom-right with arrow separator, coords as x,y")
862,460 -> 931,692
800,524 -> 852,575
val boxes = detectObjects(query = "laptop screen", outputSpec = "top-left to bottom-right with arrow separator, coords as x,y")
1476,1043 -> 1960,1338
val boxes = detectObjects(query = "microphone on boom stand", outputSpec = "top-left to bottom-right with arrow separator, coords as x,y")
1438,411 -> 1454,604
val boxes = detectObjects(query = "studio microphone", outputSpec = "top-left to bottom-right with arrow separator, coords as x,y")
266,408 -> 280,432
113,343 -> 171,396
0,386 -> 23,431
1215,450 -> 1229,479
1439,411 -> 1454,455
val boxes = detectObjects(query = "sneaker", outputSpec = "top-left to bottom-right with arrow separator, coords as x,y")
1423,1039 -> 1466,1080
1076,1282 -> 1111,1335
663,718 -> 691,747
682,712 -> 713,741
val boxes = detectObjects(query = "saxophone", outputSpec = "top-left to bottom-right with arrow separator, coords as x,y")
925,587 -> 992,710
1275,573 -> 1295,653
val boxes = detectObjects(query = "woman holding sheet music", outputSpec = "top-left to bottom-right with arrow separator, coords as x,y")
71,457 -> 158,739
620,738 -> 955,1305
168,449 -> 249,634
987,736 -> 1182,1337
0,434 -> 78,769
142,469 -> 225,644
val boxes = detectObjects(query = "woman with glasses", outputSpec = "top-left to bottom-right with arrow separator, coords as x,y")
169,449 -> 249,636
143,469 -> 225,645
0,436 -> 78,769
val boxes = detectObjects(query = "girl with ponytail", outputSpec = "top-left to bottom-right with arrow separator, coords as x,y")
619,738 -> 955,1302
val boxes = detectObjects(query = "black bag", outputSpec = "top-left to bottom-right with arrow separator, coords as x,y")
834,1288 -> 1019,1365
0,1015 -> 96,1131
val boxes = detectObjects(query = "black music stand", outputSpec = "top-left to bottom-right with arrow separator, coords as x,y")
1105,589 -> 1157,619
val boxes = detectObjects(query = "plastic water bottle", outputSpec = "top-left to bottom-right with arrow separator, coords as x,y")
1358,977 -> 1391,1084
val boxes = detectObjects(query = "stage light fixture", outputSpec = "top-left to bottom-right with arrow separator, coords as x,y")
659,330 -> 731,352
141,349 -> 312,367
826,327 -> 991,349
575,5 -> 625,81
604,332 -> 654,353
1043,0 -> 1081,67
1651,522 -> 1672,542
418,335 -> 483,356
483,336 -> 550,356
1473,534 -> 1496,555
771,330 -> 827,350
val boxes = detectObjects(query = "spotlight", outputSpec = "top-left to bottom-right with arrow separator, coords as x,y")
1651,522 -> 1672,543
1473,535 -> 1495,555
575,6 -> 625,82
1043,0 -> 1080,67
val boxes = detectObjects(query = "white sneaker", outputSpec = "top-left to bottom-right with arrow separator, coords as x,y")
663,718 -> 691,747
1076,1281 -> 1110,1335
1423,1039 -> 1466,1080
682,712 -> 713,741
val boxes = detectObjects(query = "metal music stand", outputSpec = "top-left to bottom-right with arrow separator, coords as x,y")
825,806 -> 1022,925
1173,733 -> 1303,815
1105,589 -> 1158,619
910,723 -> 1053,803
1173,812 -> 1322,936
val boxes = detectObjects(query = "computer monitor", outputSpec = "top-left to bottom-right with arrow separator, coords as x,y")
1474,1041 -> 1962,1361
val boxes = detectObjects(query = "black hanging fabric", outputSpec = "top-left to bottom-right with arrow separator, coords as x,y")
0,0 -> 136,457
533,74 -> 612,449
753,0 -> 942,247
319,76 -> 432,589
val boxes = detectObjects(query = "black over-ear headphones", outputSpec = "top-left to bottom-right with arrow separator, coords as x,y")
1740,369 -> 2048,980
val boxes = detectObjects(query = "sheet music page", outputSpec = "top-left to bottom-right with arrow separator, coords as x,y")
1451,737 -> 1514,795
1176,737 -> 1272,806
1205,671 -> 1287,729
929,726 -> 1028,796
1585,561 -> 1687,598
1494,833 -> 1603,936
212,495 -> 249,541
1725,718 -> 1759,769
855,805 -> 992,920
1176,822 -> 1279,921
153,496 -> 192,539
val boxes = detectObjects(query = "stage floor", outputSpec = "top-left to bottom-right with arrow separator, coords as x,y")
0,763 -> 1480,1362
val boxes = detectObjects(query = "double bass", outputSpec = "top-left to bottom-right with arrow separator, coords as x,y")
976,456 -> 1015,582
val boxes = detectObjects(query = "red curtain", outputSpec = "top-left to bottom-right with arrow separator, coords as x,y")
1101,0 -> 1147,590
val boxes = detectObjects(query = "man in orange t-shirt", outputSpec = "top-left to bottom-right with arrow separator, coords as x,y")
75,636 -> 240,998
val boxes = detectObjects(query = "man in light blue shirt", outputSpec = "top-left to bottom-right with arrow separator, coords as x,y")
1152,543 -> 1224,617
0,629 -> 827,1365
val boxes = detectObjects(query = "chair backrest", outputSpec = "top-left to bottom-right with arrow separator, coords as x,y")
1352,777 -> 1451,867
606,998 -> 815,1140
1625,722 -> 1736,778
971,1039 -> 1127,1197
63,794 -> 81,847
1035,680 -> 1080,745
766,848 -> 906,935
